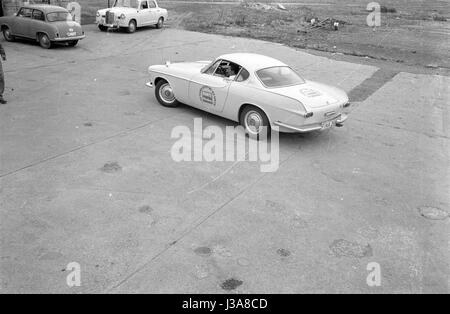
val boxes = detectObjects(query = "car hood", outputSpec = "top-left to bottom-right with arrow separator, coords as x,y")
271,80 -> 348,110
149,61 -> 211,78
98,7 -> 138,15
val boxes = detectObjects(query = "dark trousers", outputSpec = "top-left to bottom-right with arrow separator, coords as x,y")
0,60 -> 4,98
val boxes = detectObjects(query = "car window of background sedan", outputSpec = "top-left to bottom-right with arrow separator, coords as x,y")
47,12 -> 73,22
141,1 -> 149,9
18,8 -> 33,18
256,66 -> 305,88
114,0 -> 138,8
32,10 -> 45,21
149,1 -> 157,8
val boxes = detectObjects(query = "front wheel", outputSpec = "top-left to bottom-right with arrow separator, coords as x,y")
98,25 -> 108,32
155,80 -> 180,107
3,28 -> 15,42
239,106 -> 271,139
38,33 -> 52,49
156,17 -> 164,29
127,20 -> 136,33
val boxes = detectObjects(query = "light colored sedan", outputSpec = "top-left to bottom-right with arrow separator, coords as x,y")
146,53 -> 350,135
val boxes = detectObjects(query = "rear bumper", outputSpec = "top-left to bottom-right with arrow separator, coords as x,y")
53,35 -> 85,42
274,113 -> 349,133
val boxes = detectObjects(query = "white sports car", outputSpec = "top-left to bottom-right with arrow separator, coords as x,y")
146,53 -> 350,135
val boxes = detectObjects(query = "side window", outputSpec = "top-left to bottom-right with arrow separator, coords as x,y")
149,1 -> 157,8
214,60 -> 241,79
204,60 -> 221,75
18,8 -> 32,18
141,1 -> 149,9
32,10 -> 45,21
236,68 -> 250,82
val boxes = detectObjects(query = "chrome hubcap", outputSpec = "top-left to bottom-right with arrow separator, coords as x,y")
5,30 -> 11,38
244,111 -> 263,135
159,83 -> 175,103
41,35 -> 49,46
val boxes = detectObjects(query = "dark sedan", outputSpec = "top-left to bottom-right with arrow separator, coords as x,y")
0,5 -> 85,49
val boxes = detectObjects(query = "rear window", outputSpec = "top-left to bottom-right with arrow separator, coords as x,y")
47,12 -> 72,22
256,66 -> 305,88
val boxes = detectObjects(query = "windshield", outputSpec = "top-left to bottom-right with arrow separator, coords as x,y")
46,12 -> 73,22
113,0 -> 138,8
256,66 -> 305,88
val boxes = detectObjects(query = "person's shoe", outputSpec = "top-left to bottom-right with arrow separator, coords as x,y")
0,98 -> 7,104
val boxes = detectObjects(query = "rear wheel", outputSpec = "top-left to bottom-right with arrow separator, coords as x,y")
98,25 -> 108,32
239,105 -> 271,139
156,17 -> 164,29
68,40 -> 78,47
3,27 -> 14,42
127,20 -> 136,33
38,33 -> 52,49
155,80 -> 180,107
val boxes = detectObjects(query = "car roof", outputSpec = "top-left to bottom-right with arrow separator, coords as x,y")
21,5 -> 68,13
217,53 -> 287,72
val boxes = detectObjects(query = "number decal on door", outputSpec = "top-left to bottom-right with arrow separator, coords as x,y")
199,86 -> 216,106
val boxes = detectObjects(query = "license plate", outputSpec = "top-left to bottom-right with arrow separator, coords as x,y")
322,121 -> 333,130
67,32 -> 76,37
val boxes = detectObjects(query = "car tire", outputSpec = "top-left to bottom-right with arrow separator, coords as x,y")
98,25 -> 108,32
156,17 -> 164,29
155,80 -> 180,108
127,20 -> 136,33
68,40 -> 78,47
239,105 -> 271,139
38,33 -> 52,49
3,28 -> 15,42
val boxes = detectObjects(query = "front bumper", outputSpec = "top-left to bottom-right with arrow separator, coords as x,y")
274,113 -> 349,133
53,34 -> 86,41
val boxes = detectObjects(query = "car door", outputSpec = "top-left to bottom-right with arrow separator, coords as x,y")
148,0 -> 159,24
137,0 -> 151,26
29,9 -> 46,39
14,7 -> 33,37
188,60 -> 237,113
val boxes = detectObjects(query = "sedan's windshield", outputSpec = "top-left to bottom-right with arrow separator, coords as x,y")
113,0 -> 138,8
256,66 -> 305,88
46,12 -> 73,22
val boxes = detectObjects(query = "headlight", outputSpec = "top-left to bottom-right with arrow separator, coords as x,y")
96,12 -> 100,17
120,14 -> 126,19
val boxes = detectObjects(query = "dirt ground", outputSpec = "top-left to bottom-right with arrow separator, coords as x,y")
76,0 -> 450,69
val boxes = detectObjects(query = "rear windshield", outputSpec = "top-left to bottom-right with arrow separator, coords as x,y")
47,12 -> 72,22
256,66 -> 305,88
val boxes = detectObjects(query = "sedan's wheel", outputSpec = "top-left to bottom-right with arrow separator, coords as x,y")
127,20 -> 136,33
3,28 -> 15,42
38,33 -> 52,49
156,17 -> 164,29
98,25 -> 108,32
155,80 -> 179,107
68,40 -> 78,47
240,106 -> 270,138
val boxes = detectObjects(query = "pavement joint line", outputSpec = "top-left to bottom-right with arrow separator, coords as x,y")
0,114 -> 182,179
106,148 -> 300,292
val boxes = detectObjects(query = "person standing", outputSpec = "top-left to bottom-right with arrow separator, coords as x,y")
0,42 -> 6,104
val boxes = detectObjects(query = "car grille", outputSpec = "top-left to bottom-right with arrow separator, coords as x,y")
105,11 -> 115,24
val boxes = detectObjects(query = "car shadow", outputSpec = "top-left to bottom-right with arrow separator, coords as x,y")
97,24 -> 162,34
6,37 -> 79,50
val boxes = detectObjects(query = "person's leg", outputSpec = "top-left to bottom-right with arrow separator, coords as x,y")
0,60 -> 5,103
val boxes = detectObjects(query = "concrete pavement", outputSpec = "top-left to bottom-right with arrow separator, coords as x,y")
0,25 -> 448,293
